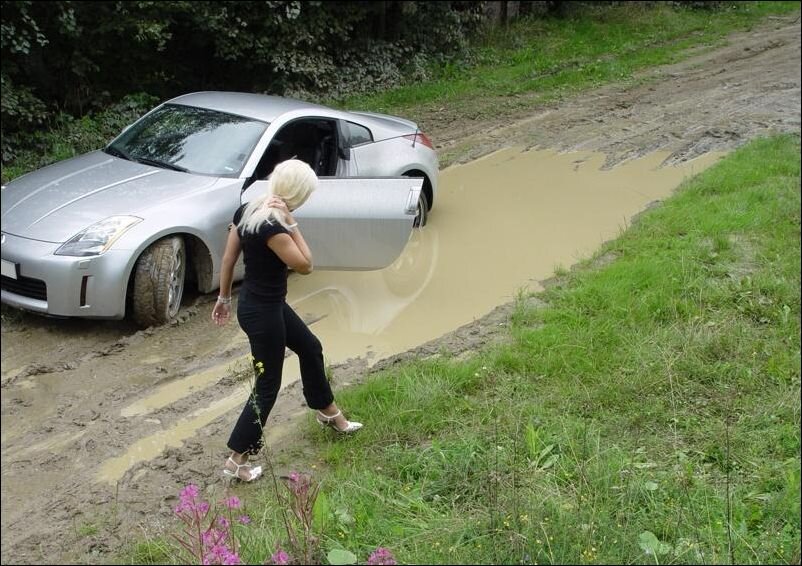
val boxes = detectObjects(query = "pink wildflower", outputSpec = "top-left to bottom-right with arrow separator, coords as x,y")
175,484 -> 203,513
218,516 -> 230,529
238,515 -> 251,525
224,496 -> 242,509
285,471 -> 311,496
201,528 -> 226,548
180,484 -> 200,499
367,547 -> 397,565
270,546 -> 290,565
197,501 -> 210,515
211,544 -> 227,557
204,544 -> 241,565
223,552 -> 242,565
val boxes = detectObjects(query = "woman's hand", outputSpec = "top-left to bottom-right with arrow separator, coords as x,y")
212,300 -> 232,326
268,196 -> 294,225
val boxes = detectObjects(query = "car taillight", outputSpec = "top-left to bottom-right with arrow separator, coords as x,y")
403,132 -> 434,149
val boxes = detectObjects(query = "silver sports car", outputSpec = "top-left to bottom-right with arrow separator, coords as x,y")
0,92 -> 438,325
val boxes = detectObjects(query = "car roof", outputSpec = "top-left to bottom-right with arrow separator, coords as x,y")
165,91 -> 337,123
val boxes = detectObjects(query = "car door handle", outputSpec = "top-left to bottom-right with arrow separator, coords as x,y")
404,187 -> 420,215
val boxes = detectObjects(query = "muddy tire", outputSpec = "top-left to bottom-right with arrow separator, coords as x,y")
413,191 -> 429,228
131,236 -> 186,327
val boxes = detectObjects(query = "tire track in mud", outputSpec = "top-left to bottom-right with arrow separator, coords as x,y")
2,14 -> 800,565
431,17 -> 800,169
1,303 -> 240,562
1,296 -> 331,563
0,300 -> 211,387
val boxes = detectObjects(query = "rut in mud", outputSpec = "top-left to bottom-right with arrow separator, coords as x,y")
1,16 -> 799,565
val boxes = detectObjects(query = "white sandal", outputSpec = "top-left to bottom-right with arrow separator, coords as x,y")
316,410 -> 363,434
222,456 -> 263,482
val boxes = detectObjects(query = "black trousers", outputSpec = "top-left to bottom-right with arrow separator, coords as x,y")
227,290 -> 334,455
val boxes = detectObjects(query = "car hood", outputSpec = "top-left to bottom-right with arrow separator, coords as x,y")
1,151 -> 218,243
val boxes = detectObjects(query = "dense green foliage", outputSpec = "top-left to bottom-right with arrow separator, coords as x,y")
0,0 -> 485,163
3,1 -> 798,185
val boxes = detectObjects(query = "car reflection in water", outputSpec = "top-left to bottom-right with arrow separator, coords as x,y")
286,226 -> 439,353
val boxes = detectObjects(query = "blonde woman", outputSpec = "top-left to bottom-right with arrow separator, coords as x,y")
212,159 -> 362,482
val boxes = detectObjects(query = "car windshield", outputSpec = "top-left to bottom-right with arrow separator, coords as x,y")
106,104 -> 268,177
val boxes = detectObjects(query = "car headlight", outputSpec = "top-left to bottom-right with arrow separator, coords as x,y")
55,216 -> 143,257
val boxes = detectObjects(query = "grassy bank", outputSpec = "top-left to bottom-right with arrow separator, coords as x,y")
3,2 -> 799,184
240,135 -> 799,565
335,2 -> 800,128
255,137 -> 800,564
126,133 -> 800,564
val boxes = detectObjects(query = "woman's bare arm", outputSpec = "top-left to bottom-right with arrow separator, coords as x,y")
212,225 -> 242,326
219,225 -> 242,296
268,232 -> 313,274
266,195 -> 314,274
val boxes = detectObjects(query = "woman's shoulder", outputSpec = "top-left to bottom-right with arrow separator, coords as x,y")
259,220 -> 289,238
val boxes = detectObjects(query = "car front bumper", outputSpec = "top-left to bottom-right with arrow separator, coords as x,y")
1,232 -> 130,319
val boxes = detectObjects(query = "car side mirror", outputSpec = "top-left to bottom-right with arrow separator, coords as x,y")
338,145 -> 351,161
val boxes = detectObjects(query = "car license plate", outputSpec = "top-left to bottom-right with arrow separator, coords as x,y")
1,259 -> 18,279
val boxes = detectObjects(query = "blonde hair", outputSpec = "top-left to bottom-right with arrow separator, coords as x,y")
238,159 -> 318,234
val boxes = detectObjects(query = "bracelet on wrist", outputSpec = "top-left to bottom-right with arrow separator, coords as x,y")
217,295 -> 232,304
287,222 -> 299,230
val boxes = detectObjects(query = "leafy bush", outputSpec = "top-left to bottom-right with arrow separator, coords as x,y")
0,1 -> 486,165
1,92 -> 158,184
0,74 -> 47,162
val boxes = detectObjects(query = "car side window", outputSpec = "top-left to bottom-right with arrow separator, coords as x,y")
347,122 -> 373,146
253,119 -> 341,179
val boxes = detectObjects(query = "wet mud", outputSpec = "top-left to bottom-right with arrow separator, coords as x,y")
1,15 -> 799,565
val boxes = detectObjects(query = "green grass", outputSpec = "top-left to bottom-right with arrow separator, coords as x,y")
125,136 -> 800,564
192,134 -> 799,566
75,522 -> 100,538
118,539 -> 174,565
332,2 -> 799,135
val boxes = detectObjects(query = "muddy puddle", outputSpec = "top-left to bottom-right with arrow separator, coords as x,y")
1,147 -> 728,553
290,148 -> 724,370
283,148 -> 724,362
82,147 -> 726,483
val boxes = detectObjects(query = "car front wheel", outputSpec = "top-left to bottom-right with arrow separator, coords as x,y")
132,236 -> 186,327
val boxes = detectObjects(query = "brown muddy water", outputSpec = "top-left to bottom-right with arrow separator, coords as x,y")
90,147 -> 724,483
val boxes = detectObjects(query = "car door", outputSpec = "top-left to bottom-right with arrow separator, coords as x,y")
241,177 -> 422,270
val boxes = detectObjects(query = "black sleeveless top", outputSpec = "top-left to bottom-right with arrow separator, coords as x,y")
233,205 -> 290,302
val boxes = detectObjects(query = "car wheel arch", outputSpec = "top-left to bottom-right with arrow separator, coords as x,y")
184,234 -> 215,293
401,169 -> 433,211
124,231 -> 216,319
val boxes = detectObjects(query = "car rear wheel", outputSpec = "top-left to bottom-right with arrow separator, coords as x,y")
413,191 -> 429,228
132,236 -> 186,327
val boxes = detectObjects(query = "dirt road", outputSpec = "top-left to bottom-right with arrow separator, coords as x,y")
1,15 -> 799,564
